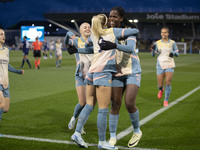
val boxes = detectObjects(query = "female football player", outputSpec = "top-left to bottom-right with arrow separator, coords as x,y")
0,28 -> 24,136
100,7 -> 142,148
152,27 -> 179,107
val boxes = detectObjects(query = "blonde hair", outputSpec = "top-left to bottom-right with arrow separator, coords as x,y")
91,14 -> 108,38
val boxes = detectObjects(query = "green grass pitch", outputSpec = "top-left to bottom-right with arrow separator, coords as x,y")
0,51 -> 200,150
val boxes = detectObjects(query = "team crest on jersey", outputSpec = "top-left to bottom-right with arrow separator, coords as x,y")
80,43 -> 85,48
108,79 -> 112,84
79,41 -> 85,48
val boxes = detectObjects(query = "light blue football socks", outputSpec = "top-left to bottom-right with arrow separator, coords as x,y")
129,109 -> 140,133
97,108 -> 109,141
59,60 -> 61,65
75,104 -> 94,133
73,103 -> 84,119
109,114 -> 119,138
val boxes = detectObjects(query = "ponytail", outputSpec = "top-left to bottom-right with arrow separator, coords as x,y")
91,14 -> 107,38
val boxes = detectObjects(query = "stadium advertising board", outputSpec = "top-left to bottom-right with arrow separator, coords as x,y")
21,26 -> 44,42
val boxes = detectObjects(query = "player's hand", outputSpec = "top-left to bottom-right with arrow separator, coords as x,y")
67,45 -> 78,55
169,52 -> 173,58
71,35 -> 76,40
21,70 -> 24,75
99,40 -> 117,50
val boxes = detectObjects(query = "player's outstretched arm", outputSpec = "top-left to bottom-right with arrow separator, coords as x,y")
64,31 -> 78,48
172,42 -> 179,57
8,64 -> 24,75
113,28 -> 139,40
78,46 -> 94,54
100,36 -> 136,53
116,36 -> 136,53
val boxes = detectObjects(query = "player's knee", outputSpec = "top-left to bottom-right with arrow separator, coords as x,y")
0,103 -> 5,109
166,81 -> 171,86
111,101 -> 121,112
79,97 -> 86,106
126,105 -> 133,112
3,104 -> 9,112
4,109 -> 9,113
126,103 -> 137,113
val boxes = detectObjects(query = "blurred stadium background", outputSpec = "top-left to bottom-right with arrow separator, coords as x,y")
1,0 -> 200,53
0,1 -> 200,150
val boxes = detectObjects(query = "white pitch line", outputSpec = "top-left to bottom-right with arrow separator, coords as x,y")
3,87 -> 199,150
2,134 -> 160,150
117,86 -> 200,140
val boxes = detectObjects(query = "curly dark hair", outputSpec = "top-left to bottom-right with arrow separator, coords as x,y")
110,6 -> 137,28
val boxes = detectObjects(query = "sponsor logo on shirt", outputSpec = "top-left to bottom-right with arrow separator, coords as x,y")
0,59 -> 9,64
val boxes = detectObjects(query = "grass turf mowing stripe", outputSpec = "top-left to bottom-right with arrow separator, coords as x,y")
1,134 -> 160,150
117,85 -> 200,140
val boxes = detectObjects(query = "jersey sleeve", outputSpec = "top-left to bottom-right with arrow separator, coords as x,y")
172,42 -> 179,57
113,28 -> 139,40
64,33 -> 70,45
65,31 -> 76,45
67,31 -> 75,37
8,64 -> 22,74
64,32 -> 78,48
116,36 -> 136,53
78,46 -> 94,54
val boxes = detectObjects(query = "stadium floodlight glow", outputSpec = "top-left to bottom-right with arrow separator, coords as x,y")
32,24 -> 34,26
133,19 -> 138,23
129,19 -> 133,23
49,24 -> 52,27
71,19 -> 79,32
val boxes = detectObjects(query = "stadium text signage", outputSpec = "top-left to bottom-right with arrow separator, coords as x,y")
146,13 -> 200,20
